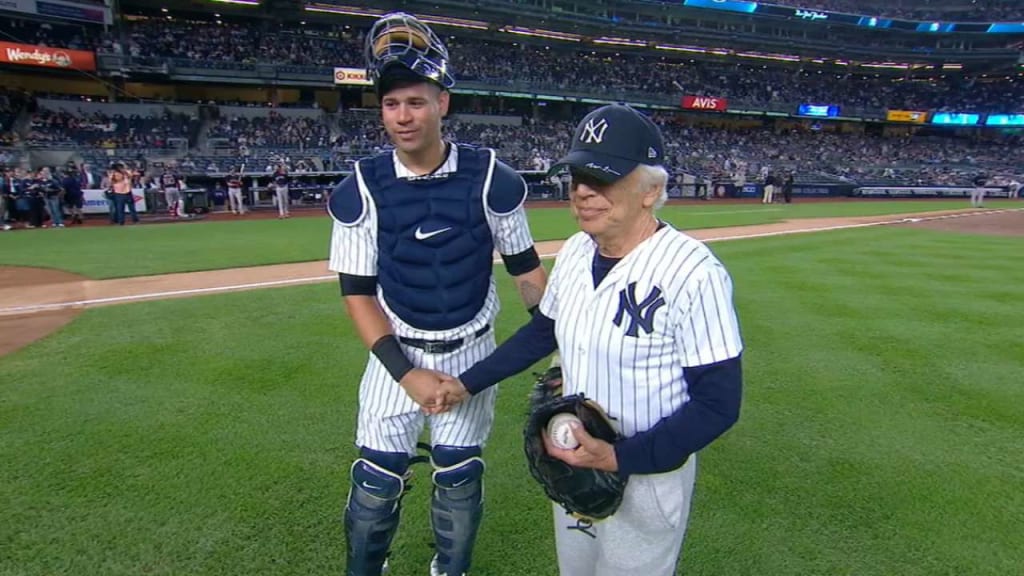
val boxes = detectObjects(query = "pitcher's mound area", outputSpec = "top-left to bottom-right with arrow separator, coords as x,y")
0,266 -> 85,356
904,210 -> 1024,237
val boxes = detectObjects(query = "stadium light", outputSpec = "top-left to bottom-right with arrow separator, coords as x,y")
500,26 -> 582,42
416,15 -> 489,31
736,51 -> 801,62
593,37 -> 648,47
655,44 -> 706,54
304,3 -> 382,17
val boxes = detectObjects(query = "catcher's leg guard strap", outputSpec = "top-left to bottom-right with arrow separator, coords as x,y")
430,446 -> 485,576
345,449 -> 409,576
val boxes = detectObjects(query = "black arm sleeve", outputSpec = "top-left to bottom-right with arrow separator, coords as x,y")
339,273 -> 377,296
501,246 -> 542,277
614,355 -> 743,477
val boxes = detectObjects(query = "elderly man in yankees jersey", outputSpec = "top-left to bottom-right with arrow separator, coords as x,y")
437,104 -> 744,576
326,13 -> 548,576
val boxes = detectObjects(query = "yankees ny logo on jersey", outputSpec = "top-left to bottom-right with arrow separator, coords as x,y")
612,282 -> 666,337
581,118 -> 609,144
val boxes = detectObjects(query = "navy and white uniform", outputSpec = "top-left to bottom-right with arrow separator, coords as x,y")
459,222 -> 743,576
328,143 -> 535,453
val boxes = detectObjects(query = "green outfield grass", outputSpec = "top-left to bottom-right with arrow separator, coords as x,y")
0,200 -> 1018,279
2,226 -> 1022,575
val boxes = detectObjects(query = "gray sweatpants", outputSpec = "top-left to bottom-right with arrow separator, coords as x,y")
554,455 -> 697,576
971,187 -> 986,207
275,186 -> 290,217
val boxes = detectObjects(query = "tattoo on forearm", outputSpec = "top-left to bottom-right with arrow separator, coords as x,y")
518,280 -> 543,308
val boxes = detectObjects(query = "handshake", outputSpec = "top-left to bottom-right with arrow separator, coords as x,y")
399,367 -> 471,415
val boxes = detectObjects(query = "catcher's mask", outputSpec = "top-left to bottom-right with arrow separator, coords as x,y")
364,12 -> 456,94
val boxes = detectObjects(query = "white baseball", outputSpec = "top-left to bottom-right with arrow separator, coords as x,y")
547,413 -> 581,450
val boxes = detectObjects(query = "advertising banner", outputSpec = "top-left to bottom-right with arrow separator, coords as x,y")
984,114 -> 1024,126
0,41 -> 96,71
333,67 -> 372,86
797,104 -> 840,118
931,112 -> 980,125
82,188 -> 148,214
681,95 -> 728,111
886,110 -> 928,123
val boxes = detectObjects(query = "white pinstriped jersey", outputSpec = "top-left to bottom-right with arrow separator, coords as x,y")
539,225 -> 743,437
328,143 -> 536,341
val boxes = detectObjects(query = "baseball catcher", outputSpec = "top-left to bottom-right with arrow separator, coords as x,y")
523,366 -> 627,521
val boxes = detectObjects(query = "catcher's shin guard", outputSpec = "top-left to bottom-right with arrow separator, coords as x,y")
430,445 -> 485,576
344,450 -> 410,576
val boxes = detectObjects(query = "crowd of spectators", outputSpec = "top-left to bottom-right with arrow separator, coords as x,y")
108,20 -> 361,71
446,38 -> 1024,113
207,112 -> 331,150
9,94 -> 1021,189
6,17 -> 1024,113
0,17 -> 102,51
1,89 -> 31,147
762,0 -> 1024,22
645,117 -> 1021,186
104,21 -> 1024,113
25,108 -> 200,148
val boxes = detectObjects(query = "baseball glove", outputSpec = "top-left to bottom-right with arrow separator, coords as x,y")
523,366 -> 627,521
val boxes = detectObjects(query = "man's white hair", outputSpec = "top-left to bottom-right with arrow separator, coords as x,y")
633,164 -> 669,210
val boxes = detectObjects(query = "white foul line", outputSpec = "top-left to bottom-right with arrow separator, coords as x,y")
2,208 -> 1020,316
690,208 -> 785,216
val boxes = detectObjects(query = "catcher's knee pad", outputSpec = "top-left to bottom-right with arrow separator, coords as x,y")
345,449 -> 410,576
430,445 -> 485,576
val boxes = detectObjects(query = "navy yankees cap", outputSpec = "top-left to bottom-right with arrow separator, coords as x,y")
549,104 -> 665,184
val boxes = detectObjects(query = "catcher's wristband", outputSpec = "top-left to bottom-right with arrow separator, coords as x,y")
372,335 -> 414,382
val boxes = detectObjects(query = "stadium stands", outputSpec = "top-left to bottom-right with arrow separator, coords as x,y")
2,12 -> 1022,199
7,18 -> 1023,114
762,0 -> 1024,22
118,22 -> 1024,113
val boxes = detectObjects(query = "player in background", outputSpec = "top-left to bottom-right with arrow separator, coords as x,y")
226,166 -> 246,215
272,164 -> 290,218
971,173 -> 987,208
762,169 -> 776,204
327,12 -> 548,576
435,104 -> 744,576
160,164 -> 186,219
1003,175 -> 1020,199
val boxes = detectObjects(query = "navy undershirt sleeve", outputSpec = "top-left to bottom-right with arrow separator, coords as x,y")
460,312 -> 557,394
614,355 -> 743,477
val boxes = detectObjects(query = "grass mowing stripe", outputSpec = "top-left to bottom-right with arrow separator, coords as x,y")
0,200 -> 1017,279
1,226 -> 1022,574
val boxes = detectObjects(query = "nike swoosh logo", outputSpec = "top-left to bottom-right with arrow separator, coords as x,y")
415,226 -> 452,241
361,481 -> 383,491
452,478 -> 470,488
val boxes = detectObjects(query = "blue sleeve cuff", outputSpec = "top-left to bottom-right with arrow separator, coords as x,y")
615,355 -> 742,477
461,312 -> 557,394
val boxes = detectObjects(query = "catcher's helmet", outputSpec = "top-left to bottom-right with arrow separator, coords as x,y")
364,12 -> 455,92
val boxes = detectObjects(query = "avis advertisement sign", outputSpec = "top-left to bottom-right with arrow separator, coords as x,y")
333,67 -> 373,86
681,95 -> 728,112
0,41 -> 96,71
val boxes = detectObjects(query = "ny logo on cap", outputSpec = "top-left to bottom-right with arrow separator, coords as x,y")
580,118 -> 609,144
